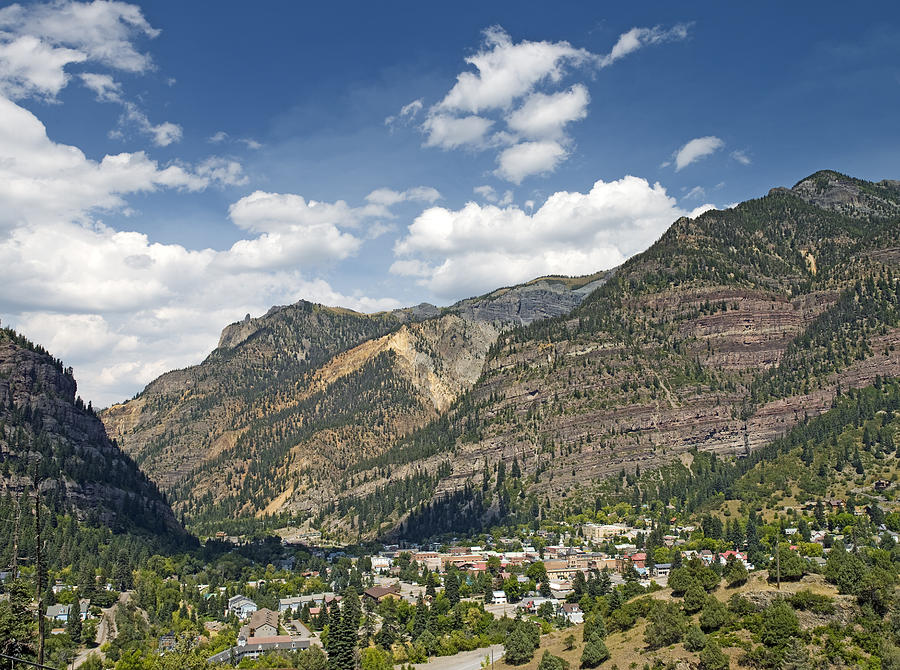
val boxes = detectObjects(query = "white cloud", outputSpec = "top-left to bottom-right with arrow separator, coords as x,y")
0,95 -> 225,230
208,130 -> 228,143
598,24 -> 691,68
393,175 -> 705,299
385,98 -> 424,127
80,71 -> 121,101
365,186 -> 441,207
117,101 -> 181,146
730,149 -> 751,165
673,136 -> 724,171
422,113 -> 494,149
506,84 -> 589,140
0,1 -> 159,73
435,26 -> 592,114
195,156 -> 247,186
683,185 -> 706,200
0,34 -> 85,98
411,24 -> 688,182
495,140 -> 567,184
474,185 -> 497,202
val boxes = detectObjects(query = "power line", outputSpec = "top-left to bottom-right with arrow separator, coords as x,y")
0,652 -> 59,669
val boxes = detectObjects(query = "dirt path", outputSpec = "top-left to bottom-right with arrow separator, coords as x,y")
73,591 -> 133,668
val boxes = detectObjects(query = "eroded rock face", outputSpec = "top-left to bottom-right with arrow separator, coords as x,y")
0,333 -> 182,535
787,170 -> 900,218
452,274 -> 612,326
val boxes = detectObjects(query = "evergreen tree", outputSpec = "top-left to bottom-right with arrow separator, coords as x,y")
580,630 -> 610,668
444,571 -> 459,606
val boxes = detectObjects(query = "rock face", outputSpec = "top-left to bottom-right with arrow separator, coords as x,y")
451,272 -> 612,326
0,328 -> 183,536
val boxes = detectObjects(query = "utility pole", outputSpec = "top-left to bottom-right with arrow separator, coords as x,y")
10,493 -> 21,580
775,544 -> 781,591
34,477 -> 45,666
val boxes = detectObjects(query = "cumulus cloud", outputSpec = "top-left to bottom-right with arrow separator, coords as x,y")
422,113 -> 494,149
506,84 -> 589,140
0,0 -> 157,100
495,140 -> 567,184
0,2 -> 183,147
434,26 -> 592,115
407,24 -> 689,182
672,136 -> 724,171
392,175 -> 715,299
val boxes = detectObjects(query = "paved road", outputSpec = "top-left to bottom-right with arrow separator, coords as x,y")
408,644 -> 504,670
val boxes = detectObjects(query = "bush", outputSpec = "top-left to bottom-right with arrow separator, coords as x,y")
683,583 -> 708,613
644,602 -> 687,650
684,625 -> 707,652
760,601 -> 800,648
699,598 -> 729,632
788,590 -> 834,615
699,640 -> 730,670
538,651 -> 570,670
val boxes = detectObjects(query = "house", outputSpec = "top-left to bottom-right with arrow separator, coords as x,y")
719,550 -> 754,570
227,595 -> 258,619
45,600 -> 90,623
561,603 -> 584,625
653,563 -> 672,577
46,604 -> 71,623
875,480 -> 891,492
278,593 -> 338,614
241,608 -> 279,640
363,585 -> 401,604
491,591 -> 508,605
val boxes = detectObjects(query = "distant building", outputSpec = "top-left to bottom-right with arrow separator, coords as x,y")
240,608 -> 279,640
491,590 -> 508,605
227,595 -> 258,619
363,585 -> 401,604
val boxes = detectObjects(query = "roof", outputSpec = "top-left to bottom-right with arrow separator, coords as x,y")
248,608 -> 279,632
364,585 -> 401,599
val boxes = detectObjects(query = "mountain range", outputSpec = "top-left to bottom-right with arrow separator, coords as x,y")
7,169 -> 899,544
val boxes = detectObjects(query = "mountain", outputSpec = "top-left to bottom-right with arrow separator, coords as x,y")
101,271 -> 610,534
101,170 -> 900,540
0,326 -> 184,544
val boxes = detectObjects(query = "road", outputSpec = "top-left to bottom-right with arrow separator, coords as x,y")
408,644 -> 504,670
73,591 -> 131,668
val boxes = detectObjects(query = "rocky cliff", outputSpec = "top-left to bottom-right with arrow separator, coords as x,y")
0,327 -> 183,537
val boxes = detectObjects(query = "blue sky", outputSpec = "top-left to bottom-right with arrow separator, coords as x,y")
1,0 -> 898,405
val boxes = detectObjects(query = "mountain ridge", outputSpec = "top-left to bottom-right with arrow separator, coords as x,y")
100,170 -> 900,540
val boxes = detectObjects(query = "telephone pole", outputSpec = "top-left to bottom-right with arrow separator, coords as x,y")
34,477 -> 45,666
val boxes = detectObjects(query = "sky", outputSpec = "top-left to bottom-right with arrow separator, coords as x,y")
1,1 -> 898,406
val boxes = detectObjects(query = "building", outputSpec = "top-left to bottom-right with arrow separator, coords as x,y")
363,585 -> 401,604
45,604 -> 70,623
561,603 -> 584,624
208,636 -> 312,665
241,608 -> 279,640
278,593 -> 338,614
491,591 -> 508,605
227,595 -> 258,619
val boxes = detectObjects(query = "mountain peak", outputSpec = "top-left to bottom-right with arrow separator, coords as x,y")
786,169 -> 900,218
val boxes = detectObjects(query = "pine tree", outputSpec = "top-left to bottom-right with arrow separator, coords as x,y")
444,572 -> 459,605
580,631 -> 610,668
